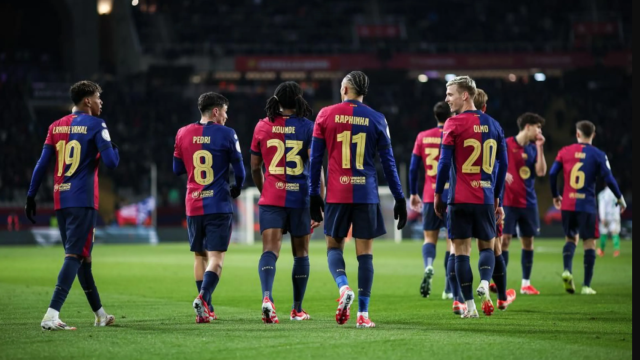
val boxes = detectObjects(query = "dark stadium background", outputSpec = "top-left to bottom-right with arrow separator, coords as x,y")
0,0 -> 631,240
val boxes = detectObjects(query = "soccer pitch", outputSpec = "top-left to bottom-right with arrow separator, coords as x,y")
0,240 -> 632,360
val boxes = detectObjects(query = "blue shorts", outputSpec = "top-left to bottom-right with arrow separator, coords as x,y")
504,206 -> 540,237
324,203 -> 386,240
259,205 -> 310,237
447,204 -> 496,241
56,208 -> 97,257
423,203 -> 446,231
562,211 -> 600,240
187,214 -> 233,252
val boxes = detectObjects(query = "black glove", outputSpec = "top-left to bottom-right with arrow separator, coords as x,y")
310,195 -> 324,222
111,141 -> 118,150
394,197 -> 407,230
230,185 -> 241,199
25,196 -> 36,224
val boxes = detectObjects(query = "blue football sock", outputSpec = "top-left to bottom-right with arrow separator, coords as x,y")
76,261 -> 102,312
493,255 -> 508,301
49,256 -> 82,312
357,254 -> 374,313
327,248 -> 349,289
455,255 -> 473,302
502,250 -> 510,267
200,271 -> 219,306
522,249 -> 534,281
447,254 -> 462,302
444,251 -> 451,293
563,242 -> 577,273
583,249 -> 596,287
258,251 -> 278,302
422,243 -> 436,268
196,279 -> 213,312
478,249 -> 495,283
292,256 -> 310,312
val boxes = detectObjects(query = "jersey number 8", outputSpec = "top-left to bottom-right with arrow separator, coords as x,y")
193,150 -> 214,185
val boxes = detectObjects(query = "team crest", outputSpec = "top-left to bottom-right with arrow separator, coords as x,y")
519,166 -> 531,179
276,182 -> 286,190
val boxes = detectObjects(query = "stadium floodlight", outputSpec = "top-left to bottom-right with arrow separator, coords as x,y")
444,74 -> 457,82
508,74 -> 517,82
132,0 -> 139,6
534,73 -> 547,82
418,74 -> 428,83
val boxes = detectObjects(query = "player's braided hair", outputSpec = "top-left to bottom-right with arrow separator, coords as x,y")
265,81 -> 313,122
344,71 -> 369,97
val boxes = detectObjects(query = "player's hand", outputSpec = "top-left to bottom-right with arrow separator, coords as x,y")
230,185 -> 241,199
506,173 -> 514,185
602,219 -> 609,228
410,194 -> 423,213
394,198 -> 408,230
496,207 -> 505,224
618,196 -> 627,214
310,220 -> 321,230
536,133 -> 546,147
310,195 -> 324,222
434,193 -> 446,219
553,196 -> 563,210
25,196 -> 36,224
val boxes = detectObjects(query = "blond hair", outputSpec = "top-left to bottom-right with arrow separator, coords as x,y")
446,76 -> 477,100
474,89 -> 488,109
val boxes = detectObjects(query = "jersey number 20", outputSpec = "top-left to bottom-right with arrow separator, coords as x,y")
462,139 -> 497,174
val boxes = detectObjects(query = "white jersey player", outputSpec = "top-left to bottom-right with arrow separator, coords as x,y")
598,187 -> 622,257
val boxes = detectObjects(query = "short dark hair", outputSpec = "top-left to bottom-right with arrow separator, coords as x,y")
517,112 -> 546,131
70,81 -> 102,105
265,81 -> 313,122
198,92 -> 229,115
576,120 -> 596,138
433,101 -> 451,123
344,71 -> 370,97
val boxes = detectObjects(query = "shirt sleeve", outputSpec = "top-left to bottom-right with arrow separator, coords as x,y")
229,130 -> 243,163
250,122 -> 262,156
376,116 -> 392,151
173,128 -> 182,159
312,108 -> 326,140
441,120 -> 456,148
94,121 -> 113,153
412,134 -> 422,156
555,147 -> 564,164
44,124 -> 54,146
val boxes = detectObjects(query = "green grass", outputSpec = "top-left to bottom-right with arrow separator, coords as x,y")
0,240 -> 632,360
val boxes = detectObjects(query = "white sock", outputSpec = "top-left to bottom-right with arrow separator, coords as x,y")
357,312 -> 369,319
480,280 -> 490,291
522,279 -> 530,287
94,307 -> 107,318
44,308 -> 59,320
465,300 -> 477,311
339,285 -> 350,295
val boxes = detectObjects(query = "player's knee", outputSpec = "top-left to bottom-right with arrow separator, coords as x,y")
194,251 -> 207,258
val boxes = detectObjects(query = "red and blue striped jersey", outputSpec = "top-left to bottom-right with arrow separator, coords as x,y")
250,115 -> 314,208
312,100 -> 393,204
412,126 -> 449,203
555,143 -> 612,213
174,122 -> 243,216
441,110 -> 506,205
504,137 -> 539,208
44,112 -> 113,210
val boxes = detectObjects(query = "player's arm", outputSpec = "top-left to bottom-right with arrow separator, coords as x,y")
535,134 -> 547,177
308,149 -> 326,199
409,134 -> 422,211
599,155 -> 626,211
250,154 -> 264,193
598,192 -> 607,224
549,152 -> 563,209
94,122 -> 119,169
494,130 -> 508,206
377,139 -> 407,230
173,129 -> 186,176
229,131 -> 245,199
25,125 -> 56,223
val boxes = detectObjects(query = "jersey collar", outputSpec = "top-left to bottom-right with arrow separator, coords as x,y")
343,99 -> 363,106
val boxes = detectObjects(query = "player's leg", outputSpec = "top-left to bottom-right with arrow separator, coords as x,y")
447,241 -> 465,315
41,209 -> 87,331
597,220 -> 608,257
324,203 -> 354,325
611,221 -> 621,257
193,252 -> 214,315
473,204 -> 497,316
501,207 -> 518,267
448,205 -> 477,318
519,207 -> 540,295
561,211 -> 579,294
420,203 -> 441,298
492,236 -> 516,310
256,205 -> 287,323
580,212 -> 598,295
351,204 -> 385,328
289,207 -> 311,321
